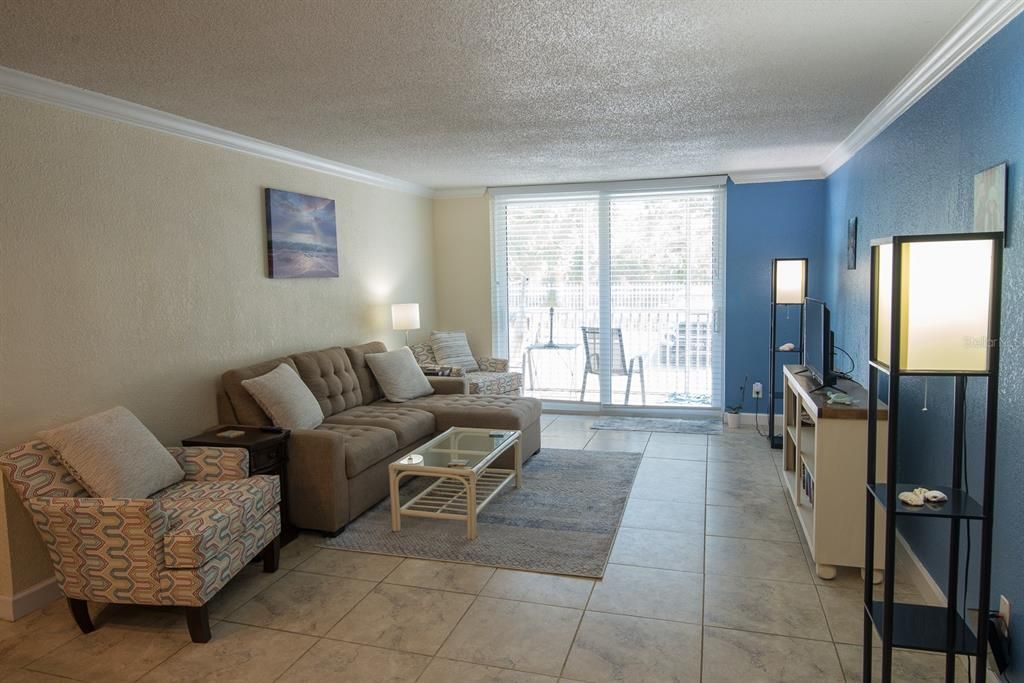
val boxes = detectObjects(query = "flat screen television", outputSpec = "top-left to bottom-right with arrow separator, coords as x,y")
803,297 -> 837,388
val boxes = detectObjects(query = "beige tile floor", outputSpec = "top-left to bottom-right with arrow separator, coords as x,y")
2,419 -> 964,683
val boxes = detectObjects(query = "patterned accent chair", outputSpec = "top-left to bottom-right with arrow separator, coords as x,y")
0,441 -> 281,643
409,342 -> 522,396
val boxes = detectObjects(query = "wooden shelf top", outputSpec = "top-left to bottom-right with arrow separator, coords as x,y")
784,365 -> 888,420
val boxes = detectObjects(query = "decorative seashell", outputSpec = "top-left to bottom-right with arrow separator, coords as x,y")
924,490 -> 948,503
913,487 -> 929,497
898,491 -> 925,506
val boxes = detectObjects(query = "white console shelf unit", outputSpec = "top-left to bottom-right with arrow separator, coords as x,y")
782,364 -> 887,581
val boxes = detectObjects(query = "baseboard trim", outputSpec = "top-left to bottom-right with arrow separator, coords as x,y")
734,412 -> 783,431
894,530 -> 947,607
0,577 -> 61,621
895,532 -> 1004,681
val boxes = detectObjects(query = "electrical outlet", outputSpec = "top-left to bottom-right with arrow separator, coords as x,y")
999,595 -> 1011,634
752,382 -> 763,399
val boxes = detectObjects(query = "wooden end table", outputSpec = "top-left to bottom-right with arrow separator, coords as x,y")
181,425 -> 296,545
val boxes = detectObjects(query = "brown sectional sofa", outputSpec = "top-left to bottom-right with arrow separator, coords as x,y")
217,341 -> 542,535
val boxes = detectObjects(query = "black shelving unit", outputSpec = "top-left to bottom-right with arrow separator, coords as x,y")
864,233 -> 1003,683
767,257 -> 806,450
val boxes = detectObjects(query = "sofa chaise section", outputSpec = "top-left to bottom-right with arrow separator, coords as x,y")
217,341 -> 542,535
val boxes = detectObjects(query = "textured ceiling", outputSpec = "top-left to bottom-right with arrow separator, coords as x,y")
0,0 -> 975,189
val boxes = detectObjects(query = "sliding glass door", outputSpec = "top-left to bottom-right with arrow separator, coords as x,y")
492,178 -> 725,410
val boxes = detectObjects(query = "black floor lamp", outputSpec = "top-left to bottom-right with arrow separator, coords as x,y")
864,232 -> 1003,682
768,257 -> 807,449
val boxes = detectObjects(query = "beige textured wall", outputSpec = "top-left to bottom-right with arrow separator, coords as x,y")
432,196 -> 493,353
0,94 -> 436,600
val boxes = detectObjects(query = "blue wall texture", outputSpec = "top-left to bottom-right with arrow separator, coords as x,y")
824,13 -> 1024,677
725,178 -> 825,413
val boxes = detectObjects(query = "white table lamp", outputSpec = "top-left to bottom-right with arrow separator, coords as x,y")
391,303 -> 420,345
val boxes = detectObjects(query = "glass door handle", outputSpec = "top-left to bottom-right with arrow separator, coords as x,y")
713,309 -> 721,334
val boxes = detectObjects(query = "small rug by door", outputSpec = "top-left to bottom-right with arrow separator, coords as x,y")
319,448 -> 641,578
592,416 -> 723,434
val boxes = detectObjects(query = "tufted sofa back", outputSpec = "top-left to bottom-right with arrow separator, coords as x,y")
219,345 -> 372,425
290,347 -> 363,416
344,341 -> 388,405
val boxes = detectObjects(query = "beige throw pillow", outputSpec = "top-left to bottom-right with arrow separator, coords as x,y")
365,347 -> 435,402
430,330 -> 479,372
241,363 -> 324,430
38,406 -> 184,499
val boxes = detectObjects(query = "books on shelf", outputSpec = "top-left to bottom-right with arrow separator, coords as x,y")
800,461 -> 815,504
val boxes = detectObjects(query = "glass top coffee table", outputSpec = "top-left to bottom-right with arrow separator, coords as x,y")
388,427 -> 522,540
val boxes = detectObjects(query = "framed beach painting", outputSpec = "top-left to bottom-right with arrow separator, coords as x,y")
265,188 -> 339,278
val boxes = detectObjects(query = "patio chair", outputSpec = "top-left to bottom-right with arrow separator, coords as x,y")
579,326 -> 646,405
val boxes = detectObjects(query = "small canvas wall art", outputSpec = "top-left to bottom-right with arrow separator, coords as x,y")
265,188 -> 339,278
974,163 -> 1007,242
847,217 -> 858,270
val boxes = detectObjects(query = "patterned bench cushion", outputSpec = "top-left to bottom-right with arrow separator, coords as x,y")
467,371 -> 522,395
157,476 -> 280,569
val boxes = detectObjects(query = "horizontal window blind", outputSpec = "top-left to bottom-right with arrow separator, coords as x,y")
606,188 -> 725,406
492,178 -> 726,408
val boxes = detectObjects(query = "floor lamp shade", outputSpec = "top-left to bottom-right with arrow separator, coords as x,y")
771,258 -> 807,304
391,303 -> 420,331
870,234 -> 999,373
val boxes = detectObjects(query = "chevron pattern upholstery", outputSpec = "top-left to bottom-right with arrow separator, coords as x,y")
409,341 -> 521,396
0,440 -> 281,610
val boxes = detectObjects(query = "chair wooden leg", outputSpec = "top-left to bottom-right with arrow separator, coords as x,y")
185,604 -> 211,643
66,598 -> 94,634
262,535 -> 281,573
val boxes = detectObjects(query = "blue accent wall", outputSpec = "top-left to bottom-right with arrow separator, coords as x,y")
725,178 -> 825,413
824,13 -> 1024,677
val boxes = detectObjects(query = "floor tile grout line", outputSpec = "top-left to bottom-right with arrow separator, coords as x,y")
583,606 -> 704,628
558,533 -> 599,680
133,638 -> 194,681
268,632 -> 322,683
704,622 -> 845,646
424,586 -> 486,665
219,568 -> 378,628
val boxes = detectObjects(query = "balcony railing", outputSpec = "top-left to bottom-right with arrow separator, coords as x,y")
509,302 -> 716,407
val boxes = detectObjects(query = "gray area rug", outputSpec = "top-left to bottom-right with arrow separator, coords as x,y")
592,416 -> 723,434
320,448 -> 642,578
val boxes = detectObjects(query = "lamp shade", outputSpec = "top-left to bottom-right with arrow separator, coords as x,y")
391,303 -> 420,331
772,258 -> 807,304
870,234 -> 999,373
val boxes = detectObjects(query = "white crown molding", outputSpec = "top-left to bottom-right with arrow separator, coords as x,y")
433,187 -> 488,199
0,66 -> 434,197
820,0 -> 1024,176
729,167 -> 826,184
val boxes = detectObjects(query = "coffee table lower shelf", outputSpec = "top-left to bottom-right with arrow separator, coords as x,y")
399,466 -> 512,532
390,467 -> 519,539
